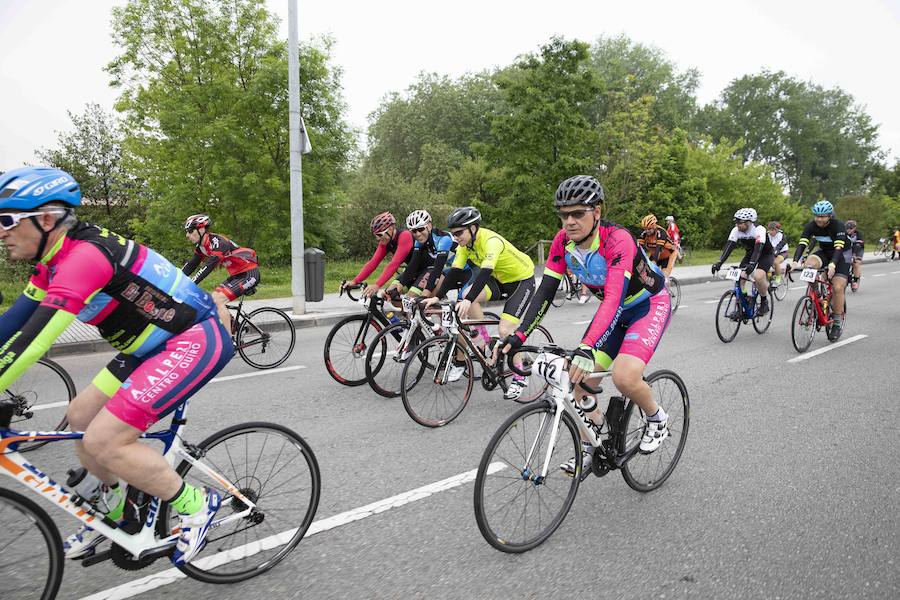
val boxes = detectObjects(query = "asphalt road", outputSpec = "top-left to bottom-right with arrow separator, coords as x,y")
5,260 -> 900,600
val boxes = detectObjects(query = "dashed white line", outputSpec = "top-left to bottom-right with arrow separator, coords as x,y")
573,319 -> 592,325
891,270 -> 900,274
209,365 -> 306,383
787,334 -> 868,363
80,462 -> 505,600
874,273 -> 887,278
703,300 -> 719,304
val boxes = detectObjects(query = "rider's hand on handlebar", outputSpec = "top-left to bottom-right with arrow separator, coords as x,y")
568,344 -> 595,386
499,331 -> 526,359
711,262 -> 721,275
362,284 -> 380,298
455,299 -> 472,320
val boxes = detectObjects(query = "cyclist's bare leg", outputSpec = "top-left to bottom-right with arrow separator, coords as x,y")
753,267 -> 769,297
612,354 -> 658,418
67,384 -> 118,486
82,408 -> 183,500
832,275 -> 847,315
773,254 -> 785,277
211,291 -> 233,336
852,257 -> 862,279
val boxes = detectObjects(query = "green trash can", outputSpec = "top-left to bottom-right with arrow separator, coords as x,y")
304,248 -> 325,301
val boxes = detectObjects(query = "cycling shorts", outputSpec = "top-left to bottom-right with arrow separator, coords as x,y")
740,250 -> 775,273
468,276 -> 535,324
215,268 -> 260,301
95,316 -> 234,430
586,290 -> 671,369
810,249 -> 850,278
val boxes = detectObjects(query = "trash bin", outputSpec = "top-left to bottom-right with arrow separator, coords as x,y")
304,248 -> 325,301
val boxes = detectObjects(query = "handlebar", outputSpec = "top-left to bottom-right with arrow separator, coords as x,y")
507,345 -> 604,395
341,281 -> 365,302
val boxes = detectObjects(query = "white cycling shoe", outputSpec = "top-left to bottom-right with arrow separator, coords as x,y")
639,418 -> 669,454
64,525 -> 108,559
171,487 -> 221,566
447,364 -> 466,383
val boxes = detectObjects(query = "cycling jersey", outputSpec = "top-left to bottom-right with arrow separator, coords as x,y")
843,229 -> 864,261
183,232 -> 258,283
793,219 -> 847,266
450,227 -> 534,283
519,223 -> 668,366
717,224 -> 774,272
638,226 -> 676,264
768,231 -> 789,255
0,222 -> 220,398
667,222 -> 681,247
397,228 -> 456,293
352,229 -> 415,287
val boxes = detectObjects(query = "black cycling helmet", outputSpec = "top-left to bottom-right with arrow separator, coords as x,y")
554,175 -> 605,208
447,206 -> 481,229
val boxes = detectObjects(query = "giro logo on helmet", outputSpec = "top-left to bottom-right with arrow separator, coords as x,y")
31,176 -> 71,196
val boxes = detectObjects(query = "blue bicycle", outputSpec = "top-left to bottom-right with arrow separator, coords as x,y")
715,265 -> 775,343
0,391 -> 320,599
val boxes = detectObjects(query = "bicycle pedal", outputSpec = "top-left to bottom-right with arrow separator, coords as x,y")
80,548 -> 112,567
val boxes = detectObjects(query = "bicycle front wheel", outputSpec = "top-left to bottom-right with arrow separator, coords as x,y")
236,308 -> 296,369
365,322 -> 428,398
0,487 -> 64,600
400,335 -> 472,427
752,295 -> 774,334
324,314 -> 383,386
7,357 -> 75,452
474,401 -> 582,553
668,277 -> 681,314
791,296 -> 816,353
164,422 -> 320,584
714,290 -> 741,343
620,370 -> 690,492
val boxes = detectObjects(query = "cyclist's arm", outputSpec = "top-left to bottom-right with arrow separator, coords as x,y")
374,230 -> 414,288
0,246 -> 112,391
397,246 -> 425,290
352,242 -> 388,285
793,223 -> 814,262
433,267 -> 468,299
517,233 -> 566,338
581,229 -> 634,349
191,256 -> 220,284
830,226 -> 848,269
0,281 -> 44,347
718,229 -> 739,264
745,225 -> 766,270
664,250 -> 676,275
182,252 -> 201,276
773,235 -> 787,254
423,237 -> 454,293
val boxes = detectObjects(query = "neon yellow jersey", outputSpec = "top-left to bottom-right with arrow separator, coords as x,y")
451,227 -> 534,283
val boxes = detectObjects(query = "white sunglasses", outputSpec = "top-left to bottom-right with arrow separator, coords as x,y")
0,210 -> 64,231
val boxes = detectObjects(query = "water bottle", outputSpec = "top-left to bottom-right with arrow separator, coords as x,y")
575,396 -> 604,437
66,467 -> 107,509
386,311 -> 400,325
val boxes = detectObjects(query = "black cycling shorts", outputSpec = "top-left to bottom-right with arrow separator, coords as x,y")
484,277 -> 535,324
216,268 -> 260,301
739,250 -> 775,273
810,250 -> 850,278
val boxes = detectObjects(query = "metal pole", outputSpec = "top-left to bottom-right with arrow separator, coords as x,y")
288,0 -> 306,314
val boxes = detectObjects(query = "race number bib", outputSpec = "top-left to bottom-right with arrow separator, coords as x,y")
533,353 -> 566,388
726,267 -> 741,281
800,268 -> 817,283
441,304 -> 454,327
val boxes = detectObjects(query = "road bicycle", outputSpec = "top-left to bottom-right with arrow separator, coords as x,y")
398,301 -> 553,427
791,267 -> 846,352
874,237 -> 893,260
2,357 -> 75,451
324,282 -> 403,386
551,272 -> 590,307
227,288 -> 296,369
0,390 -> 320,600
667,275 -> 681,313
766,267 -> 789,302
473,344 -> 689,553
714,266 -> 775,343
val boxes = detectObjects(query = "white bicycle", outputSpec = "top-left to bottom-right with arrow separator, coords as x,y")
473,345 -> 689,552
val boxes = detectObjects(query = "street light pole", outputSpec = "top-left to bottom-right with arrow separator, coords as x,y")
288,0 -> 306,314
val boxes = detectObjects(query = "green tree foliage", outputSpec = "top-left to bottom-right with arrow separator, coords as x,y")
34,103 -> 144,236
107,0 -> 354,261
700,70 -> 882,204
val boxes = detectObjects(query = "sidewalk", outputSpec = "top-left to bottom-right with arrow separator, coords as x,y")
48,251 -> 887,356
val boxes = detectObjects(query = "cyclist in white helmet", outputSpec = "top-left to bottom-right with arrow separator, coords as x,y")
711,208 -> 775,317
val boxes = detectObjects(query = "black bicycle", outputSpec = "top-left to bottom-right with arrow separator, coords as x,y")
398,300 -> 553,427
228,289 -> 296,369
2,357 -> 76,451
474,345 -> 689,553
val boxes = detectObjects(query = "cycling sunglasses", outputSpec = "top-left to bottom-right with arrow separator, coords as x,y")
557,208 -> 591,221
449,228 -> 468,238
411,227 -> 427,234
0,211 -> 51,231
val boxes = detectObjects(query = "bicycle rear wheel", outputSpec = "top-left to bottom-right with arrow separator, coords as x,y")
474,401 -> 582,553
551,275 -> 570,307
772,276 -> 788,301
620,370 -> 690,492
667,277 -> 681,314
401,335 -> 472,427
365,322 -> 428,398
164,422 -> 320,584
714,290 -> 741,343
7,358 -> 75,451
324,314 -> 383,386
791,296 -> 817,353
236,308 -> 296,369
0,487 -> 64,600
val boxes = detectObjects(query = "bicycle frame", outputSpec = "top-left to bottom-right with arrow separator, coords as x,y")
526,352 -> 638,479
802,271 -> 833,328
724,268 -> 758,319
432,303 -> 513,393
0,397 -> 258,562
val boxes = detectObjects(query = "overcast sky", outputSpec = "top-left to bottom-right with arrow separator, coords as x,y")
1,0 -> 898,172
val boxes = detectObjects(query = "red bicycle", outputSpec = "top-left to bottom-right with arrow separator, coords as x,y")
790,267 -> 846,352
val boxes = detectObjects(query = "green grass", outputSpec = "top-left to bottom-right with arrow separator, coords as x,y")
677,247 -> 721,266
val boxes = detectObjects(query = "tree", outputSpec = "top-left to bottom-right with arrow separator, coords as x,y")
35,103 -> 143,235
107,0 -> 355,260
700,70 -> 882,203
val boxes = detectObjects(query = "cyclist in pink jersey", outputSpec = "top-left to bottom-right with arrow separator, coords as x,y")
341,212 -> 414,299
503,175 -> 672,473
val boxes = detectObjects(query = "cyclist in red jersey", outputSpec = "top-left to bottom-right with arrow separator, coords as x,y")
183,214 -> 259,334
342,212 -> 415,299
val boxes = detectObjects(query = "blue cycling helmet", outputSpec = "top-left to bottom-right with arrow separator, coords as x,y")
0,166 -> 81,210
811,200 -> 833,216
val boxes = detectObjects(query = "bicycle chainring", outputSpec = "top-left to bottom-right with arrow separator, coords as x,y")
110,543 -> 160,571
480,371 -> 498,391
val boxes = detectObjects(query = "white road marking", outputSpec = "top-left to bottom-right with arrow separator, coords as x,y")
892,270 -> 900,274
676,305 -> 690,309
29,401 -> 69,412
80,462 -> 506,600
874,273 -> 887,278
787,334 -> 868,364
209,365 -> 306,383
573,319 -> 592,325
703,300 -> 719,304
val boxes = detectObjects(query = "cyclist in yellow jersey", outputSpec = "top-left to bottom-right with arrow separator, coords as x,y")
425,207 -> 536,399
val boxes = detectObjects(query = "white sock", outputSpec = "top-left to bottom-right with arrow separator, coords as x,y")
647,407 -> 667,422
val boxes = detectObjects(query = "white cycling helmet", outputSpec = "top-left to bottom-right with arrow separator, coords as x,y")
406,209 -> 432,230
734,208 -> 757,222
665,215 -> 674,222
